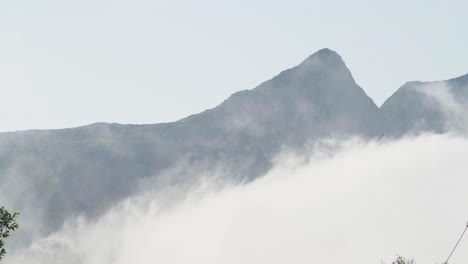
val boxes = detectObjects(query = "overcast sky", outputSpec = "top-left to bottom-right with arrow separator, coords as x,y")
1,0 -> 467,132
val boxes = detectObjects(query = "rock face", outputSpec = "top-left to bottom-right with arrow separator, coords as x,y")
381,73 -> 468,136
0,48 -> 466,245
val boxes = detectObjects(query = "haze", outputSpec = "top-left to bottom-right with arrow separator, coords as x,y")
8,135 -> 468,264
1,0 -> 468,132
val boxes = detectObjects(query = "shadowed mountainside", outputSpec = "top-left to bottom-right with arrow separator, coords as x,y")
381,73 -> 468,136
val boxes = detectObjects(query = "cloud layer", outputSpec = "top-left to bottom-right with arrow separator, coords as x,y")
7,134 -> 468,264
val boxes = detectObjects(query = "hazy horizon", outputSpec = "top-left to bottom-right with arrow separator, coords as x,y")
1,0 -> 468,132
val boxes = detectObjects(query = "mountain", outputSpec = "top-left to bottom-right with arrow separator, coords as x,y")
381,73 -> 468,136
3,48 -> 467,248
0,49 -> 385,244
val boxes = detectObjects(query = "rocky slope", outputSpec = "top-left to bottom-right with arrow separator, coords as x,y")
2,48 -> 466,245
381,73 -> 468,136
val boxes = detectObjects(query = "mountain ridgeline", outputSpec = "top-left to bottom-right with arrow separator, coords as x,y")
1,48 -> 467,244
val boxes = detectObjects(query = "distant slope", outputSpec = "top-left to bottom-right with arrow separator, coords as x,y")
0,49 -> 384,243
381,73 -> 468,136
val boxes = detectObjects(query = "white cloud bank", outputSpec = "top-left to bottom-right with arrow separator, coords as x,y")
7,134 -> 468,264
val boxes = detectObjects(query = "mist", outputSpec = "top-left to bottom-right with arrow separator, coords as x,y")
5,134 -> 468,264
417,82 -> 468,133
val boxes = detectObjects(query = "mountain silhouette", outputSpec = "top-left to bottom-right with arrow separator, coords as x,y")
382,73 -> 468,136
0,49 -> 465,245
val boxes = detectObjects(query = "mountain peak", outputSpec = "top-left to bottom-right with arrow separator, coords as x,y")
314,48 -> 340,57
295,48 -> 348,74
301,48 -> 344,66
289,48 -> 353,84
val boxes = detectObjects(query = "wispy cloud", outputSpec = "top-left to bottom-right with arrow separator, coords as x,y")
417,82 -> 468,133
7,134 -> 468,264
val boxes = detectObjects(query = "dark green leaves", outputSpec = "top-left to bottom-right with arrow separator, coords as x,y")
0,206 -> 20,262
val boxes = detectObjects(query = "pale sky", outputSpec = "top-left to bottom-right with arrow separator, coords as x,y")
1,0 -> 467,132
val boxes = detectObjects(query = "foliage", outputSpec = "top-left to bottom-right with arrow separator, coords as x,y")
391,256 -> 416,264
0,206 -> 19,261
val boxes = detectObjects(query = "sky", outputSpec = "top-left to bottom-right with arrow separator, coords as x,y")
1,0 -> 467,132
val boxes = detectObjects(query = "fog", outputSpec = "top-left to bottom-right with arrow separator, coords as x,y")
6,134 -> 468,264
417,82 -> 468,133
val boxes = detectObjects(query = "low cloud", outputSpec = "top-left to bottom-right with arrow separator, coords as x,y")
7,134 -> 468,264
417,82 -> 468,133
